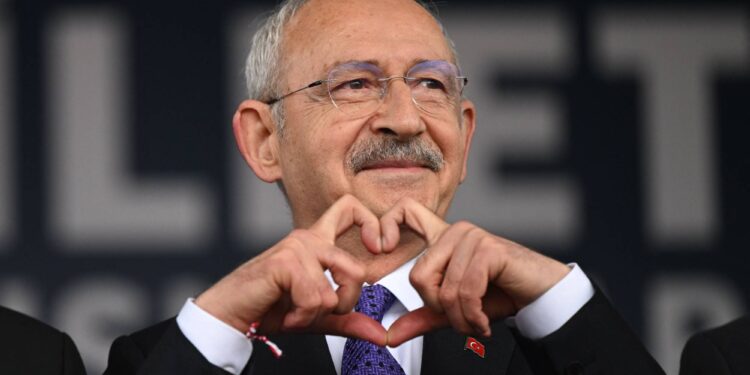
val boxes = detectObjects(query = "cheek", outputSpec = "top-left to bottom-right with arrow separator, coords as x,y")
432,126 -> 466,166
282,111 -> 363,177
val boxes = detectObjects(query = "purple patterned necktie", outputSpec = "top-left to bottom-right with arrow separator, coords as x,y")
341,284 -> 405,375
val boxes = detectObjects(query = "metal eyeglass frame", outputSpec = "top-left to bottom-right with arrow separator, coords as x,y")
263,60 -> 468,112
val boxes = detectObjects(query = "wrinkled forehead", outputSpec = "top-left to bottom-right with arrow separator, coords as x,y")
280,0 -> 455,80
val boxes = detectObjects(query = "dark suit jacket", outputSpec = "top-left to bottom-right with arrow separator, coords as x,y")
104,290 -> 663,375
679,316 -> 750,375
0,306 -> 86,374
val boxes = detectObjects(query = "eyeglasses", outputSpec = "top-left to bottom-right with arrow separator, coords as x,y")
264,60 -> 468,118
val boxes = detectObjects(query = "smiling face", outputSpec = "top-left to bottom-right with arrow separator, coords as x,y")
268,0 -> 476,229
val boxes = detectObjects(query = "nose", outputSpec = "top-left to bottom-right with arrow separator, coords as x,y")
369,78 -> 425,140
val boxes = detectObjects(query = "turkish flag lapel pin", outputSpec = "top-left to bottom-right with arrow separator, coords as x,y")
464,337 -> 486,358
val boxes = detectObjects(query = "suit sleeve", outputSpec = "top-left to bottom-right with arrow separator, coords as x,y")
679,332 -> 731,375
514,289 -> 665,375
104,320 -> 231,375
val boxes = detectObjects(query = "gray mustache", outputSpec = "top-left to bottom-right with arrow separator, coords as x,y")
347,137 -> 445,173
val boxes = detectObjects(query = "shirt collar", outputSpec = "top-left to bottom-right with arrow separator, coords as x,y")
375,256 -> 424,312
324,254 -> 424,312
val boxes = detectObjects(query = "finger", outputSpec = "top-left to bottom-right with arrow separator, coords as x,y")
282,258 -> 325,329
439,228 -> 486,335
310,194 -> 382,254
386,289 -> 515,347
312,241 -> 367,314
312,312 -> 388,346
409,221 -> 475,312
328,255 -> 366,315
386,307 -> 448,347
481,286 -> 517,321
458,249 -> 492,337
293,243 -> 340,315
380,197 -> 449,251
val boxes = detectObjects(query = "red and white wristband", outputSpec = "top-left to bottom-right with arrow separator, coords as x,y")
245,322 -> 283,359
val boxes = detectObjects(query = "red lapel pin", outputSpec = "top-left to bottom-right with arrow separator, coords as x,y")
464,337 -> 486,358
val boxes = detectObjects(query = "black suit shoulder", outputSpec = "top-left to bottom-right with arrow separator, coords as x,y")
105,318 -> 231,375
526,288 -> 665,374
680,316 -> 750,375
0,306 -> 86,375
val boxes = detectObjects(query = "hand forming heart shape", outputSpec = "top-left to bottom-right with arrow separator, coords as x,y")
195,194 -> 388,346
196,194 -> 570,349
379,197 -> 530,347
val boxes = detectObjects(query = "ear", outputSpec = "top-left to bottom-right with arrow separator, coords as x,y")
232,99 -> 282,183
458,99 -> 476,183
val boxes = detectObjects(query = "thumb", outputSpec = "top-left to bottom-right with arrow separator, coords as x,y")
312,313 -> 388,346
387,287 -> 517,347
386,307 -> 448,347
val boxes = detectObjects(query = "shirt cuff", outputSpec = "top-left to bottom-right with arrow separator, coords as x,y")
175,299 -> 253,375
513,263 -> 594,340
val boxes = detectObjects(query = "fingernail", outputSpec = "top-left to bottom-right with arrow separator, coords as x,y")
473,324 -> 491,338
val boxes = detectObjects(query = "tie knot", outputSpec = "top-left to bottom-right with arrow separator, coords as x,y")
355,284 -> 396,322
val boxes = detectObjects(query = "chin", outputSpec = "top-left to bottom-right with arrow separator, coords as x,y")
349,171 -> 442,215
357,188 -> 437,216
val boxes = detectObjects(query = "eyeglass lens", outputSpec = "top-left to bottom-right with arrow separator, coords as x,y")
326,60 -> 465,117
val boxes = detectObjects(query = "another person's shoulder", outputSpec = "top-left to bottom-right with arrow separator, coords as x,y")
685,315 -> 750,353
0,305 -> 86,374
697,316 -> 749,341
680,316 -> 750,375
0,304 -> 70,345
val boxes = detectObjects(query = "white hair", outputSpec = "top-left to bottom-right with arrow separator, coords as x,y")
243,0 -> 460,134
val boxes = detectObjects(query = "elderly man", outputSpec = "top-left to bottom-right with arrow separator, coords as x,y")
105,0 -> 664,374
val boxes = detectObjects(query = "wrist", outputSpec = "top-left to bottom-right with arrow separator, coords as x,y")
195,290 -> 251,333
515,260 -> 572,310
513,263 -> 594,339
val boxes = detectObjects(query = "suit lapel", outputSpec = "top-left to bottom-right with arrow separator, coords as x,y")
421,322 -> 516,375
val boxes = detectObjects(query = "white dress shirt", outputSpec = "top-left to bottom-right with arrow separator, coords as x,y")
176,260 -> 594,375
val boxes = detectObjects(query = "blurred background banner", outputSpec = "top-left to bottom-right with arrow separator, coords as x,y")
0,0 -> 748,373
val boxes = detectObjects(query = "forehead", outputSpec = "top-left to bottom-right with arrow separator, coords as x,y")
282,0 -> 454,77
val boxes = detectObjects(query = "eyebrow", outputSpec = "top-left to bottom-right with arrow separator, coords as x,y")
319,59 -> 380,76
319,58 -> 432,76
